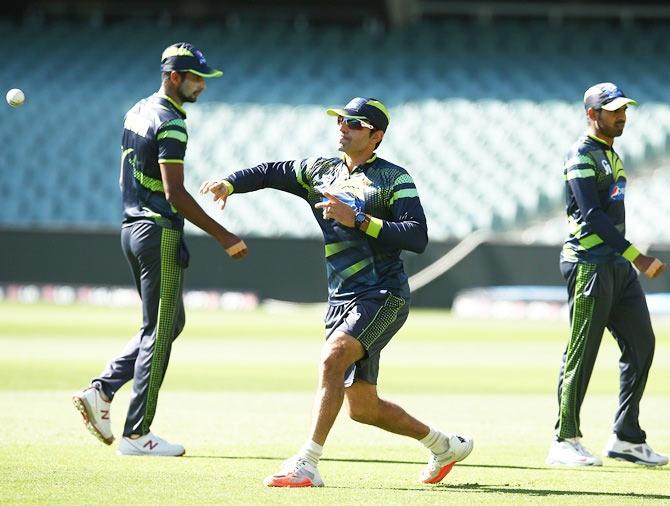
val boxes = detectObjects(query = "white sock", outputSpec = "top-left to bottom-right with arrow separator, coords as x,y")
298,440 -> 323,467
420,427 -> 450,455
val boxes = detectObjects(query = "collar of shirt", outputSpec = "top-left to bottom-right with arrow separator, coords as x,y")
156,93 -> 187,118
341,153 -> 378,173
587,133 -> 611,148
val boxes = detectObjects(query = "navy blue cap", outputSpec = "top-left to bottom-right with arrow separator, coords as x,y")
326,97 -> 390,132
160,42 -> 222,78
584,82 -> 637,111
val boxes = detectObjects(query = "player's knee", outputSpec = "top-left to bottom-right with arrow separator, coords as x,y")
320,339 -> 358,375
320,349 -> 349,376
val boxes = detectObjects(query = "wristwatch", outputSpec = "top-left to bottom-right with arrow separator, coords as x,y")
354,211 -> 368,230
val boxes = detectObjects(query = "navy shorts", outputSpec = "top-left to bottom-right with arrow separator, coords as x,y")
325,290 -> 409,387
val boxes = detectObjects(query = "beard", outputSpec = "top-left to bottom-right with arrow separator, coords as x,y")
598,120 -> 624,138
177,83 -> 199,103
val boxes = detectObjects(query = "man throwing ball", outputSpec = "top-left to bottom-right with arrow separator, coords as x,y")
201,97 -> 473,486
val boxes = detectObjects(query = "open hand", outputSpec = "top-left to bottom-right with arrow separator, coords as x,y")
199,180 -> 229,210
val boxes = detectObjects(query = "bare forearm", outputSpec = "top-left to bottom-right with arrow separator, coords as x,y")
167,188 -> 227,239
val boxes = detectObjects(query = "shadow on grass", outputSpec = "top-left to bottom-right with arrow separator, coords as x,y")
187,454 -> 564,471
363,483 -> 670,500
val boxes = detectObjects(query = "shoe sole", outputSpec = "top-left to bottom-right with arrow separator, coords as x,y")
263,476 -> 323,488
72,395 -> 114,445
422,462 -> 456,484
605,451 -> 668,467
422,438 -> 474,484
545,458 -> 601,466
117,443 -> 186,457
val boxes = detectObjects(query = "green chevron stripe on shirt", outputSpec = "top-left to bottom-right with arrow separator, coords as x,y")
578,234 -> 603,249
157,130 -> 188,143
325,241 -> 357,257
134,169 -> 164,192
340,258 -> 372,281
565,168 -> 596,180
393,174 -> 414,186
161,118 -> 187,130
565,154 -> 595,169
389,188 -> 419,205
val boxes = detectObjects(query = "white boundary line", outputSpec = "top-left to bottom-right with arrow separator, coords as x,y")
409,229 -> 490,292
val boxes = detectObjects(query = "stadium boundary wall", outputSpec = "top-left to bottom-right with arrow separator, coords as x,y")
2,229 -> 669,308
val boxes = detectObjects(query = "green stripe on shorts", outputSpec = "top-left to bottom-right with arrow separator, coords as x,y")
358,294 -> 405,350
142,228 -> 182,434
557,262 -> 596,439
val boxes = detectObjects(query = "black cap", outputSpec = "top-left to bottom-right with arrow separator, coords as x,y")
326,97 -> 390,132
583,82 -> 637,111
160,42 -> 222,78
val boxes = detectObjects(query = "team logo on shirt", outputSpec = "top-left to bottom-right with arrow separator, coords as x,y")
609,181 -> 625,201
601,159 -> 613,175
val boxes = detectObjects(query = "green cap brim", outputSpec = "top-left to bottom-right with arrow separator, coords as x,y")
601,97 -> 637,111
188,68 -> 223,78
326,108 -> 367,120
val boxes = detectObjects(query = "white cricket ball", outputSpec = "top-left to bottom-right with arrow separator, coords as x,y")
6,88 -> 25,108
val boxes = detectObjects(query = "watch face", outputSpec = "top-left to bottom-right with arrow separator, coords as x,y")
355,212 -> 366,227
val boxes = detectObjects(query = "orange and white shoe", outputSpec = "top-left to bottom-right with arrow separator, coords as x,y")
72,386 -> 114,445
263,456 -> 324,487
421,434 -> 473,484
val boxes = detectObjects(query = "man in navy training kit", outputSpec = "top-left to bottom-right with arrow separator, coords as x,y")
201,97 -> 473,487
73,42 -> 247,456
546,82 -> 668,467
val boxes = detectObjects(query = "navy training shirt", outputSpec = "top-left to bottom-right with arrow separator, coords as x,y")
225,156 -> 428,303
120,93 -> 189,230
561,134 -> 639,265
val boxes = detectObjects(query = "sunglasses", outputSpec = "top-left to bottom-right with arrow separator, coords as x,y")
337,116 -> 374,130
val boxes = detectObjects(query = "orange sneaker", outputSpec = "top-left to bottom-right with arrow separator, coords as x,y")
421,434 -> 473,484
264,456 -> 324,487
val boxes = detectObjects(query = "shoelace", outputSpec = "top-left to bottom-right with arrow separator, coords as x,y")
279,457 -> 307,476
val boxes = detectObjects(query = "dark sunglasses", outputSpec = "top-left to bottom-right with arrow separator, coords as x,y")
337,116 -> 374,130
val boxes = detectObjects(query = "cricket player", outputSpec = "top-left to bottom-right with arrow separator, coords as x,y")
201,97 -> 473,487
73,42 -> 247,456
546,82 -> 668,467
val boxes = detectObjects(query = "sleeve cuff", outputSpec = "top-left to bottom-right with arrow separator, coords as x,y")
365,216 -> 383,238
622,244 -> 641,262
223,180 -> 234,195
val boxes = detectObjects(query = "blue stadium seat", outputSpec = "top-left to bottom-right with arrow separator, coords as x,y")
2,18 -> 669,242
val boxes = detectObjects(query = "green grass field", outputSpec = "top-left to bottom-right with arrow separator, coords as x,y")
1,301 -> 669,505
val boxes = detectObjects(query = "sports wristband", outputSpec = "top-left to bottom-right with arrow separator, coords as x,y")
622,244 -> 641,262
222,180 -> 234,195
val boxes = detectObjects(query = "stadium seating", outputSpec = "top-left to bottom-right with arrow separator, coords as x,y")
2,18 -> 669,242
